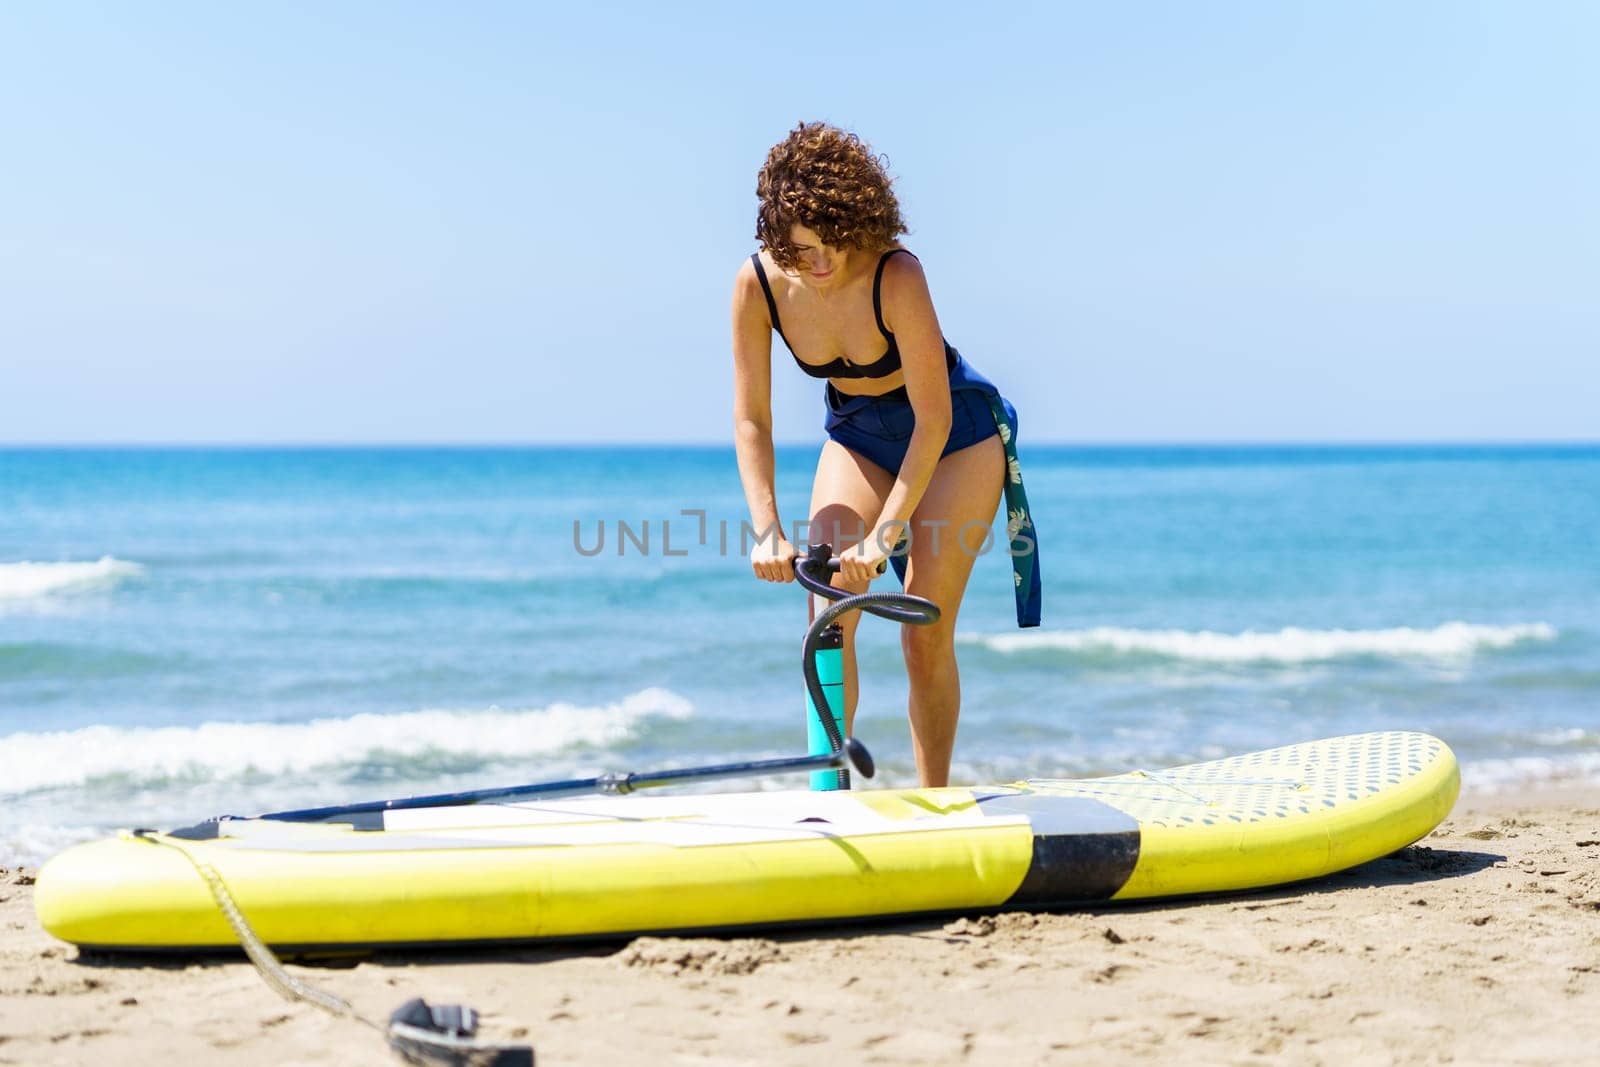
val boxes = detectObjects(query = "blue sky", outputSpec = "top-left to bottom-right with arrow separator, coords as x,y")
2,2 -> 1595,444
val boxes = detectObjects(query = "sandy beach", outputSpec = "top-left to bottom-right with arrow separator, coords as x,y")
1,786 -> 1595,1066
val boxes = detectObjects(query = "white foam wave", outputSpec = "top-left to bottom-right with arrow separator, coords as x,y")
961,621 -> 1558,664
0,688 -> 693,796
1,824 -> 104,870
0,556 -> 144,601
1462,753 -> 1600,794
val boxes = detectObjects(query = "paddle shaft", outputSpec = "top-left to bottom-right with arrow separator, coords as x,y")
259,740 -> 873,823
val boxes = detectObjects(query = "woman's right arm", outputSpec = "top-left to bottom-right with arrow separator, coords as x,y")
730,258 -> 794,582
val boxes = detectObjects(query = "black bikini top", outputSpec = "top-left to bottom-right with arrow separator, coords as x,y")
750,249 -> 957,380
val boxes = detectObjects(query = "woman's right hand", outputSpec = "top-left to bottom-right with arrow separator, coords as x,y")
750,536 -> 797,583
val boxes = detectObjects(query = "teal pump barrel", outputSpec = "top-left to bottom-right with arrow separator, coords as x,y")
805,624 -> 848,790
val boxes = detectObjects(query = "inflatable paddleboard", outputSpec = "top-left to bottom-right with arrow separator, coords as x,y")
35,731 -> 1457,951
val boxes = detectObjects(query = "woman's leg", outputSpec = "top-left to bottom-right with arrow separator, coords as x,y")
900,434 -> 1006,787
809,440 -> 894,734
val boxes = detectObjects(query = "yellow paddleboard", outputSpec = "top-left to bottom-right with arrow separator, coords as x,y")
36,731 -> 1458,951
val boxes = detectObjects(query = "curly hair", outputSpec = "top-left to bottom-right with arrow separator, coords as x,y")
755,122 -> 907,270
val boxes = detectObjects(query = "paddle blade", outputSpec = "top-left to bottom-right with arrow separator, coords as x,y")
845,737 -> 875,779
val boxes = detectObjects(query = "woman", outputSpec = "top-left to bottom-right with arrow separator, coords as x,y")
730,122 -> 1040,788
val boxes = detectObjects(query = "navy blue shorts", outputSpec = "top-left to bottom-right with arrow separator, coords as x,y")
824,384 -> 1003,475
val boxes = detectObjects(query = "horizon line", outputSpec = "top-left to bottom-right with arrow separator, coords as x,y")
2,439 -> 1598,451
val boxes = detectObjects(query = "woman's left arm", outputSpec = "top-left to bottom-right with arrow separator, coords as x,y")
840,253 -> 952,582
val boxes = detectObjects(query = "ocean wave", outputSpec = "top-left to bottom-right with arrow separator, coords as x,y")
1,824 -> 105,870
0,557 -> 144,602
0,687 -> 693,796
1462,752 -> 1600,793
959,621 -> 1558,665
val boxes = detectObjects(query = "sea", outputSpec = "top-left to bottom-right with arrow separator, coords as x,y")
2,445 -> 1597,866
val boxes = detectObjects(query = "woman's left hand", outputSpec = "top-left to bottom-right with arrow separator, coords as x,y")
837,541 -> 889,585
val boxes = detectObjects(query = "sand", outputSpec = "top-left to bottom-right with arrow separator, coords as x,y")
3,786 -> 1597,1066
